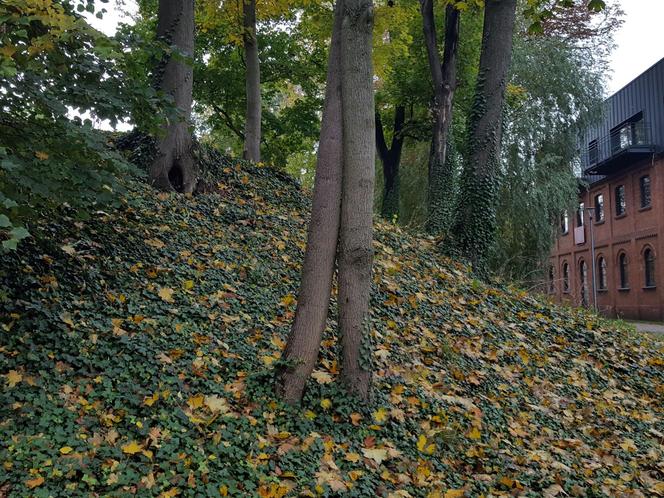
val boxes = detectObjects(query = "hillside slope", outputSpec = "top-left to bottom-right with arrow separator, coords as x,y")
1,158 -> 662,497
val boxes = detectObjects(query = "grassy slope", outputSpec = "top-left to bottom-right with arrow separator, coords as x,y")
1,158 -> 663,498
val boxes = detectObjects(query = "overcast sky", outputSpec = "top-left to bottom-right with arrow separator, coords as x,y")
607,0 -> 664,94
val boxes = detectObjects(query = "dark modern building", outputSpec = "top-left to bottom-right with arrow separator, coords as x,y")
549,57 -> 664,320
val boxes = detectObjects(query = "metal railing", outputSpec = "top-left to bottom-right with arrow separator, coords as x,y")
581,120 -> 655,170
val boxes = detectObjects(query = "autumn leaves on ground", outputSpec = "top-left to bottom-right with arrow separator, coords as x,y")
1,156 -> 663,497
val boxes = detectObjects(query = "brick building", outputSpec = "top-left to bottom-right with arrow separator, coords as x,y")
549,58 -> 664,320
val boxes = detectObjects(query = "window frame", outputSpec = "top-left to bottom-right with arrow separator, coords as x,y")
597,256 -> 607,291
615,184 -> 626,217
639,175 -> 651,209
594,193 -> 604,223
577,202 -> 584,227
618,252 -> 629,290
561,211 -> 569,235
644,247 -> 656,288
562,262 -> 570,293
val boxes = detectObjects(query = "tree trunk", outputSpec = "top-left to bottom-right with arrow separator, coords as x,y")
338,0 -> 375,400
421,2 -> 460,235
376,106 -> 405,220
150,0 -> 197,193
242,0 -> 261,162
276,0 -> 344,404
451,0 -> 517,272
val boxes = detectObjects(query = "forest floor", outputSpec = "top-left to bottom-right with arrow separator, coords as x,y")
1,154 -> 663,497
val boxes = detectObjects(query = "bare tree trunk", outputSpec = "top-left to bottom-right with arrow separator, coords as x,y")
242,0 -> 261,162
276,0 -> 344,404
421,2 -> 460,235
376,106 -> 405,220
451,0 -> 517,272
338,0 -> 375,400
150,0 -> 197,193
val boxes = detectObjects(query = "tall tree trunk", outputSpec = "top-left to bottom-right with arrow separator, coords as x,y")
150,0 -> 197,193
421,2 -> 460,235
338,0 -> 375,400
276,0 -> 344,404
451,0 -> 517,272
376,106 -> 405,220
242,0 -> 261,162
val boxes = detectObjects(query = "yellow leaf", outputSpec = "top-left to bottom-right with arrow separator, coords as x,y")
444,490 -> 466,498
122,441 -> 143,455
361,447 -> 388,465
26,476 -> 45,489
145,238 -> 166,249
5,369 -> 22,388
158,287 -> 175,303
468,427 -> 481,440
311,370 -> 333,384
320,398 -> 332,410
373,407 -> 389,423
159,488 -> 180,498
417,435 -> 436,454
183,280 -> 194,290
59,446 -> 73,455
35,151 -> 49,160
219,484 -> 228,496
346,452 -> 361,463
304,410 -> 316,420
280,294 -> 295,306
187,394 -> 205,410
144,392 -> 159,406
204,395 -> 229,414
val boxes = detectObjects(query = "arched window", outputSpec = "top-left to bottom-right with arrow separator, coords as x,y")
562,262 -> 570,293
548,266 -> 555,293
619,252 -> 629,289
644,248 -> 656,287
580,260 -> 589,306
597,256 -> 607,290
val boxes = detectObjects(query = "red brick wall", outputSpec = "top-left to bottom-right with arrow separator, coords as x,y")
549,154 -> 664,320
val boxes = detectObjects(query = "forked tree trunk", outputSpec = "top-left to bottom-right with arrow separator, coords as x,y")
451,0 -> 517,271
421,2 -> 460,235
376,106 -> 405,220
338,0 -> 375,400
276,0 -> 344,404
150,0 -> 197,193
242,0 -> 262,162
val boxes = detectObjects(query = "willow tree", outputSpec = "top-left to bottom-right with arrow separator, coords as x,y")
277,0 -> 375,403
150,0 -> 197,193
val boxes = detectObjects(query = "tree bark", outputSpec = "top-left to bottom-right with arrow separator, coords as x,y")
451,0 -> 517,272
338,0 -> 375,400
376,106 -> 405,220
150,0 -> 197,193
276,0 -> 344,404
421,2 -> 460,235
242,0 -> 262,162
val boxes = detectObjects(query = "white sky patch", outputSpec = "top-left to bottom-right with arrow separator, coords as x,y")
607,0 -> 664,95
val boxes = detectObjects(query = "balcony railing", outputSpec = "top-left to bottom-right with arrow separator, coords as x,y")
582,120 -> 657,175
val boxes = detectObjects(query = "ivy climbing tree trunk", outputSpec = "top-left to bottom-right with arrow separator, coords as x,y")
451,0 -> 517,271
338,0 -> 375,400
242,0 -> 261,162
376,105 -> 405,220
150,0 -> 197,193
276,0 -> 344,405
421,1 -> 460,235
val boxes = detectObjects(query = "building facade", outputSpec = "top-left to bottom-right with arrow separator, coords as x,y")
548,58 -> 664,320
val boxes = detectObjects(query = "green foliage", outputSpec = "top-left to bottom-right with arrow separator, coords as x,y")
1,155 -> 662,496
0,0 -> 158,250
488,34 -> 605,282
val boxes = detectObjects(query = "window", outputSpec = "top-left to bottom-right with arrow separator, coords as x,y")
610,112 -> 644,152
597,256 -> 607,290
615,185 -> 626,216
588,139 -> 598,165
619,253 -> 629,289
577,203 -> 584,227
562,262 -> 570,293
640,175 -> 651,208
580,260 -> 589,306
561,211 -> 569,234
594,194 -> 604,222
644,248 -> 656,287
548,266 -> 555,293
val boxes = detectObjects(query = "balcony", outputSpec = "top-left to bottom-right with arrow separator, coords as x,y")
582,120 -> 657,175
